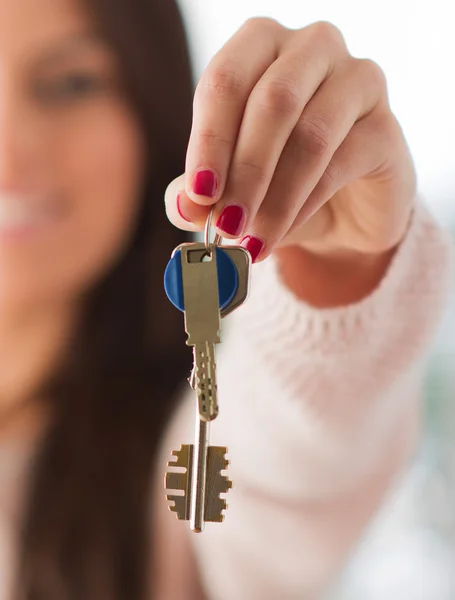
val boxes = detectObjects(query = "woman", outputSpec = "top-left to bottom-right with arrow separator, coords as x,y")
0,0 -> 451,598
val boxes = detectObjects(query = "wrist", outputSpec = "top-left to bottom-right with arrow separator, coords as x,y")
273,244 -> 398,308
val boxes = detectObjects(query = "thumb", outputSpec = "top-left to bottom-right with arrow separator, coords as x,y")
164,173 -> 211,231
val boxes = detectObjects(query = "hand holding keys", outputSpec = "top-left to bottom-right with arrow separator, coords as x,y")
163,207 -> 252,532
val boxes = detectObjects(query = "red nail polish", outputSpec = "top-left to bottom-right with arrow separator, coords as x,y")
240,235 -> 264,263
216,204 -> 246,236
193,169 -> 218,198
176,192 -> 192,223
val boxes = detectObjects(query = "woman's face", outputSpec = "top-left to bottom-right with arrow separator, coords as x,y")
0,0 -> 147,311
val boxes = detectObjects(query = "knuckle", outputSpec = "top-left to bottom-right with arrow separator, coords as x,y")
256,78 -> 301,115
370,108 -> 399,143
198,63 -> 245,101
235,158 -> 268,184
298,114 -> 332,157
307,20 -> 346,48
198,128 -> 232,149
385,112 -> 405,143
356,58 -> 388,94
243,16 -> 280,32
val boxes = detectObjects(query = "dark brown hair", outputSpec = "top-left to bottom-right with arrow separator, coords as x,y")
14,1 -> 195,598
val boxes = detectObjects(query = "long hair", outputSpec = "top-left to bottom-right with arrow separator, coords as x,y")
14,1 -> 195,598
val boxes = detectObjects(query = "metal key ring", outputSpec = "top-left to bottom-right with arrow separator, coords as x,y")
204,205 -> 223,254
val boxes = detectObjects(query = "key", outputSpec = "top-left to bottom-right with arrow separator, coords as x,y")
164,241 -> 242,530
186,245 -> 252,389
164,406 -> 232,531
164,242 -> 240,421
163,238 -> 251,531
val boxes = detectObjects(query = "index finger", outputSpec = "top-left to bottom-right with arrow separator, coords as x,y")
185,18 -> 284,211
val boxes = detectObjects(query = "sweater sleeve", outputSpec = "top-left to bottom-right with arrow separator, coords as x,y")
157,196 -> 453,600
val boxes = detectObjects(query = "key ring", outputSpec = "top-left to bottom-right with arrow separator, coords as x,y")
204,205 -> 223,254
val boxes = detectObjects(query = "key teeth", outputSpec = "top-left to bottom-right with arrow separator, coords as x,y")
164,444 -> 232,525
166,495 -> 178,510
167,444 -> 192,469
204,445 -> 232,523
166,495 -> 189,521
205,496 -> 229,523
164,445 -> 193,521
215,474 -> 232,494
165,471 -> 187,490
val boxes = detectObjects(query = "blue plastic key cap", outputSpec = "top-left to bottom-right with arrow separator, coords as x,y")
164,245 -> 238,312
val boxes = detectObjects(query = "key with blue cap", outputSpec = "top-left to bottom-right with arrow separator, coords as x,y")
164,240 -> 250,421
163,221 -> 251,532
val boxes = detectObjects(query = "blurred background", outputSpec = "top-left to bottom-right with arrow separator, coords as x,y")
178,1 -> 455,598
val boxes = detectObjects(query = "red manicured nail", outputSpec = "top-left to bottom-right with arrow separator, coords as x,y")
192,169 -> 218,198
176,192 -> 192,223
216,204 -> 246,236
240,235 -> 265,263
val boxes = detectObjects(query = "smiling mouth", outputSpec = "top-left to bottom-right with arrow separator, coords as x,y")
0,195 -> 65,233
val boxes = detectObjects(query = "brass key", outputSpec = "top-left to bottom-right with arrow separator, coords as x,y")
173,240 -> 225,531
179,242 -> 221,422
163,207 -> 251,532
164,408 -> 232,531
187,244 -> 252,389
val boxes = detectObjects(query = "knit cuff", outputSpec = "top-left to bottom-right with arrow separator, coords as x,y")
229,195 -> 453,358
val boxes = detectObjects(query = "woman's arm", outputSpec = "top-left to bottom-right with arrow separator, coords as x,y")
153,198 -> 453,599
273,240 -> 397,308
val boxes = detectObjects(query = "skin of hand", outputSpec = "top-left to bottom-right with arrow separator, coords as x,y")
164,18 -> 417,306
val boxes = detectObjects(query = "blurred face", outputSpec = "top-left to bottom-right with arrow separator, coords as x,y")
0,0 -> 147,311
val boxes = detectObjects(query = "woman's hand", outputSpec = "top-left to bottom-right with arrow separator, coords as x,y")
165,18 -> 416,283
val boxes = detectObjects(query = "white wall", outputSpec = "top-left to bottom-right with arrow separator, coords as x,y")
178,0 -> 455,220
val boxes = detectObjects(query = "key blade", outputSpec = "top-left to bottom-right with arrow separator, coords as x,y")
204,446 -> 232,523
164,444 -> 233,525
194,342 -> 218,421
164,444 -> 193,521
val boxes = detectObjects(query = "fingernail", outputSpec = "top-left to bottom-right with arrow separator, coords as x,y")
216,204 -> 246,237
176,192 -> 192,223
192,169 -> 218,198
240,235 -> 265,263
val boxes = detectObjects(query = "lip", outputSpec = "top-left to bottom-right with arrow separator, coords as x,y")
0,203 -> 65,241
0,219 -> 55,241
